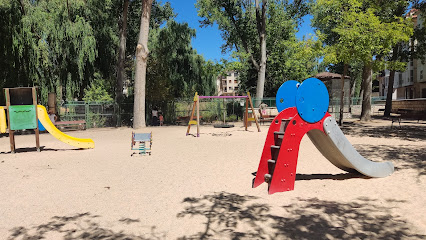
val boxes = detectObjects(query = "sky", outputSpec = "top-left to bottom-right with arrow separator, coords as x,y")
167,0 -> 314,62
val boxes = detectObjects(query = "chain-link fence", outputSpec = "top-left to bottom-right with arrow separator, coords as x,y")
58,100 -> 190,128
58,101 -> 118,128
57,96 -> 386,128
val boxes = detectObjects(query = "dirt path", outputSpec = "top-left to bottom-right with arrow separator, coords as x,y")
0,119 -> 424,239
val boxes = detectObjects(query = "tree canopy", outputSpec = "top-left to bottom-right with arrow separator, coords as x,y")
0,0 -> 219,109
312,0 -> 413,121
197,0 -> 319,98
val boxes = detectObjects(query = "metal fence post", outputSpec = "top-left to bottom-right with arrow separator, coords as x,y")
85,102 -> 89,128
116,102 -> 121,127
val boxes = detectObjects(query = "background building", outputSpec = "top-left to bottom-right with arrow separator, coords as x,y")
216,71 -> 240,96
379,9 -> 426,99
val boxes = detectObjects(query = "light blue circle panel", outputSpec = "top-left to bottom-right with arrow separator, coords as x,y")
296,77 -> 329,123
276,80 -> 299,112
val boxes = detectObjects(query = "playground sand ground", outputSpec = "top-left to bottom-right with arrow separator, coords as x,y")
0,118 -> 425,239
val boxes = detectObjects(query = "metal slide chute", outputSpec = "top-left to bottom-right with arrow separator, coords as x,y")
308,116 -> 394,178
37,105 -> 94,149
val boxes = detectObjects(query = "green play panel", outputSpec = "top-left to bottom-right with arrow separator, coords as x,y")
9,105 -> 37,130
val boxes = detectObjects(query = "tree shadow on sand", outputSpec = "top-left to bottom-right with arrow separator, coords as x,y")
177,192 -> 269,239
8,212 -> 165,240
355,144 -> 426,177
1,146 -> 83,154
340,121 -> 426,142
296,172 -> 369,181
177,192 -> 425,240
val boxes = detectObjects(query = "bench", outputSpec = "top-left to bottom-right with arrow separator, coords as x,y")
54,120 -> 86,131
399,109 -> 425,122
258,109 -> 276,125
389,112 -> 402,129
390,109 -> 425,128
374,108 -> 400,128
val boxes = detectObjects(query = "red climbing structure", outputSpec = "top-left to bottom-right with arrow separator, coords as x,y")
253,78 -> 394,194
253,107 -> 331,194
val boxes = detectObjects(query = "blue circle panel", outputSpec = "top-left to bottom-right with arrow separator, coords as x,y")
296,77 -> 329,123
276,80 -> 299,112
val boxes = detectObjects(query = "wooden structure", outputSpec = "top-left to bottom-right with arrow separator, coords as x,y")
4,87 -> 40,153
48,92 -> 57,114
186,92 -> 261,137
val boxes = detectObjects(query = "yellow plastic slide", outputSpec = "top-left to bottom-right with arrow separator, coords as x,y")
0,106 -> 7,133
37,105 -> 94,149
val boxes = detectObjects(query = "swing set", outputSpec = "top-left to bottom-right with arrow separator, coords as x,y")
186,92 -> 261,137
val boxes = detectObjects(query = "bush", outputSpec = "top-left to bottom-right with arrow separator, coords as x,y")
226,114 -> 238,122
86,111 -> 107,128
83,73 -> 113,102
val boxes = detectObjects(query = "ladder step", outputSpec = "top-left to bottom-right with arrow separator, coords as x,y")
189,120 -> 197,125
267,159 -> 276,175
248,118 -> 255,121
271,145 -> 280,160
274,131 -> 284,146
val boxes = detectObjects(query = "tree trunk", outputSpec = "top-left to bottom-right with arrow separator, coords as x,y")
384,70 -> 395,117
360,64 -> 372,121
384,44 -> 400,117
350,74 -> 357,111
255,0 -> 267,105
338,64 -> 348,126
256,32 -> 266,105
133,0 -> 153,129
116,0 -> 130,103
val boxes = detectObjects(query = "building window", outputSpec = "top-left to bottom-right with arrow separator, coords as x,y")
234,72 -> 238,77
421,70 -> 423,80
410,70 -> 414,82
398,73 -> 402,85
224,88 -> 227,92
234,80 -> 238,84
229,80 -> 231,83
229,87 -> 233,90
410,60 -> 413,66
227,72 -> 232,76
